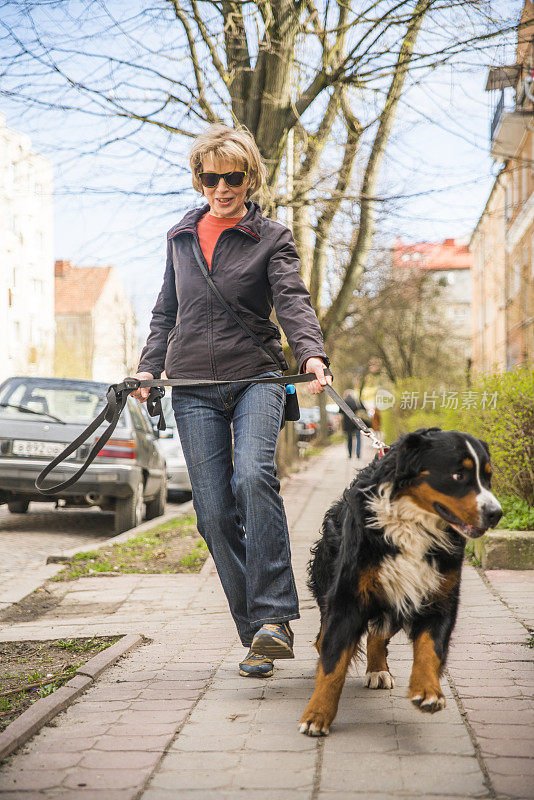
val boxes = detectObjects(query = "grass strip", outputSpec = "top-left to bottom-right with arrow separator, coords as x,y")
52,513 -> 208,581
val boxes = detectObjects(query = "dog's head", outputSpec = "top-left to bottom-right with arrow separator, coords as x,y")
391,428 -> 502,538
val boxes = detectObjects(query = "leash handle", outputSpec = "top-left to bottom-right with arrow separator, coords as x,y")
34,369 -> 388,495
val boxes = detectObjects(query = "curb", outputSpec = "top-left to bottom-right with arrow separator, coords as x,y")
469,528 -> 534,569
0,633 -> 143,762
46,501 -> 194,563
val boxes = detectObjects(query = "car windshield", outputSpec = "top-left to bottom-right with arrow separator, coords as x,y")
0,378 -> 126,427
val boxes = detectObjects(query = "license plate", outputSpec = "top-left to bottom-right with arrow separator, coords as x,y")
12,440 -> 65,458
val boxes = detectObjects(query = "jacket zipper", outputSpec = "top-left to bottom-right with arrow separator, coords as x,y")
188,230 -> 218,381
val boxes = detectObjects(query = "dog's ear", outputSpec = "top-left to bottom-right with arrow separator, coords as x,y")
393,429 -> 435,494
478,438 -> 491,458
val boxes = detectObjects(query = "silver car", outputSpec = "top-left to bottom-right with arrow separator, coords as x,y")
155,394 -> 192,501
0,376 -> 167,533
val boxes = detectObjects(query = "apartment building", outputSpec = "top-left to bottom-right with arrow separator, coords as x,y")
470,0 -> 534,371
393,237 -> 473,360
54,260 -> 138,382
0,114 -> 54,380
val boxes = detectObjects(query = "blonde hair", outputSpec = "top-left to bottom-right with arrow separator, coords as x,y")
189,124 -> 266,199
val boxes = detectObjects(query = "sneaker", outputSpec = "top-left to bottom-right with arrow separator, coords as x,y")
251,622 -> 295,659
239,650 -> 274,678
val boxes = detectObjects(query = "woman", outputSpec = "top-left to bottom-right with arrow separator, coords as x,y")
133,124 -> 331,678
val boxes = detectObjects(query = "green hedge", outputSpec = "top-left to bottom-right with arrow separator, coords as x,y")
388,368 -> 534,506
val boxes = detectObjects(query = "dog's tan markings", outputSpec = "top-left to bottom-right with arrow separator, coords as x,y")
402,484 -> 480,526
299,645 -> 356,736
365,633 -> 395,690
358,567 -> 383,603
408,631 -> 445,713
313,625 -> 324,654
484,462 -> 492,475
462,457 -> 474,469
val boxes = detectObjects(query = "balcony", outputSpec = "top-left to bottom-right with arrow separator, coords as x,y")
490,94 -> 530,161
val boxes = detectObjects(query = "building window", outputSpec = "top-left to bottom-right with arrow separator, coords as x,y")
505,182 -> 511,222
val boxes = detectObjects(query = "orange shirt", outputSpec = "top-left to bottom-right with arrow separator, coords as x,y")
197,212 -> 245,269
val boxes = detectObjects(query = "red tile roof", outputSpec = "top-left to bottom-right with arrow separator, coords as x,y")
55,262 -> 112,314
393,238 -> 472,271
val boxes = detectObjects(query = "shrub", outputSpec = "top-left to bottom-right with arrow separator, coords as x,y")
390,368 -> 534,505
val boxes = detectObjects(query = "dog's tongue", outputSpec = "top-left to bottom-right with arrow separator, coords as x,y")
456,520 -> 486,539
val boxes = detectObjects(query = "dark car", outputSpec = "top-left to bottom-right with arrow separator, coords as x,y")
0,376 -> 167,533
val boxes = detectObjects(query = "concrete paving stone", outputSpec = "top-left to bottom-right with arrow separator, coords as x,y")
0,769 -> 61,792
2,751 -> 82,770
138,687 -> 202,700
105,721 -> 180,736
238,750 -> 316,772
0,793 -> 49,800
170,732 -> 248,752
62,709 -> 125,725
37,735 -> 98,753
472,722 -> 534,740
118,709 -> 188,724
491,773 -> 534,799
62,767 -> 152,790
85,686 -> 147,701
47,722 -> 112,738
480,738 -> 534,757
399,755 -> 485,796
232,766 -> 315,791
149,769 -> 234,791
156,750 -> 239,773
467,707 -> 534,725
80,748 -> 162,770
44,792 -> 138,800
245,732 -> 318,752
320,762 -> 404,794
95,734 -> 174,751
486,755 -> 534,776
124,698 -> 196,712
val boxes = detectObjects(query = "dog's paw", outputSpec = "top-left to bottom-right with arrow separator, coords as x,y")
409,689 -> 446,713
299,710 -> 331,736
364,670 -> 395,689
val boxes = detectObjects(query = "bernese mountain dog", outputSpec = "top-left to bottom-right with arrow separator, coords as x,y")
299,427 -> 502,736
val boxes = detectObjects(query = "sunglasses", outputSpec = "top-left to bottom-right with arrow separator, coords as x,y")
198,170 -> 247,188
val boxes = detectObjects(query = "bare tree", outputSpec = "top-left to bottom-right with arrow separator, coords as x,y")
1,1 -> 515,345
333,261 -> 465,383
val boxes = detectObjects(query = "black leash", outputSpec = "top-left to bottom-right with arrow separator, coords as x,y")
35,371 -> 388,495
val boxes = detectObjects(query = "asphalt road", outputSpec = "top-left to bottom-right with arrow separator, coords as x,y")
0,498 -> 189,576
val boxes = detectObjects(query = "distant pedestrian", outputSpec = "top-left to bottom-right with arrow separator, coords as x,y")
341,391 -> 368,459
132,124 -> 331,680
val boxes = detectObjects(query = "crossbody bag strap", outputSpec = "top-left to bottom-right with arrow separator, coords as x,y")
190,237 -> 282,371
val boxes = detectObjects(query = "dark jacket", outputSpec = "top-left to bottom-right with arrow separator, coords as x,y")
137,201 -> 328,381
341,394 -> 368,433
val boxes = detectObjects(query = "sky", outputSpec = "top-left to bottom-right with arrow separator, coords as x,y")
0,0 -> 520,340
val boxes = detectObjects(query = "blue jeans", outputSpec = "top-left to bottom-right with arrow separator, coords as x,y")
347,429 -> 361,458
171,373 -> 299,646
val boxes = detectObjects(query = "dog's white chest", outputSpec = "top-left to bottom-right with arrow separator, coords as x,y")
367,485 -> 449,617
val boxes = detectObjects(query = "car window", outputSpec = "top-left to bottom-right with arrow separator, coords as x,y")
129,401 -> 149,433
0,379 -> 126,427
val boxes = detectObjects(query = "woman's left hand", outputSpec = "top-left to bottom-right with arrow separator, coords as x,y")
304,358 -> 333,395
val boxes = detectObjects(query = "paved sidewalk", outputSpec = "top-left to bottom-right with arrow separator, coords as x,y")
0,442 -> 533,799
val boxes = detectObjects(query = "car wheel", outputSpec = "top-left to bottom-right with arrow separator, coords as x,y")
114,478 -> 144,534
7,499 -> 30,514
145,474 -> 167,520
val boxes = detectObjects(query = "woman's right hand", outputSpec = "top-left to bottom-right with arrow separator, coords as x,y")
131,372 -> 154,403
